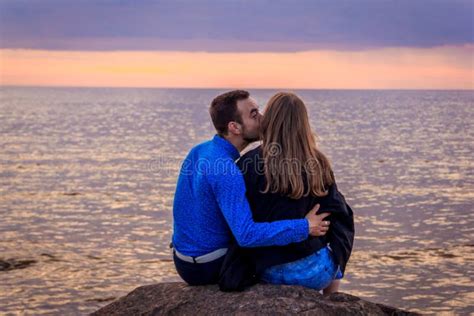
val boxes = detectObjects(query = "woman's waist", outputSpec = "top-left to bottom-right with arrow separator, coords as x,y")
254,237 -> 328,272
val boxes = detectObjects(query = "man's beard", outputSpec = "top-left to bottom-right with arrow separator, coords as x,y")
243,134 -> 261,143
241,124 -> 262,143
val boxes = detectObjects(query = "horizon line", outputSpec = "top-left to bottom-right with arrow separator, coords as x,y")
1,84 -> 473,92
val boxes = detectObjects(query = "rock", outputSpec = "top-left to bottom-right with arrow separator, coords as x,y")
63,192 -> 81,196
92,282 -> 417,315
0,258 -> 37,271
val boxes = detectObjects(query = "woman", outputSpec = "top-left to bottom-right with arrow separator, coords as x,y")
219,92 -> 354,293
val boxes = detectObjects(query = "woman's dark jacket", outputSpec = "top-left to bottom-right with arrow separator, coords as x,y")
218,146 -> 355,291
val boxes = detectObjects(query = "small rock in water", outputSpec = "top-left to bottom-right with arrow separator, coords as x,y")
87,297 -> 117,303
63,192 -> 81,196
0,258 -> 37,271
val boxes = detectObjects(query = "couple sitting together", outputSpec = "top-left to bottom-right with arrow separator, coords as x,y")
171,90 -> 354,293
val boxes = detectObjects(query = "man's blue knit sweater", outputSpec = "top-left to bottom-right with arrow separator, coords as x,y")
172,134 -> 309,257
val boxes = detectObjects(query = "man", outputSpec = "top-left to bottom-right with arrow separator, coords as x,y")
172,90 -> 330,285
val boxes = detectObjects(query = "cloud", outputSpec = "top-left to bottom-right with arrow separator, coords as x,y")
0,0 -> 473,51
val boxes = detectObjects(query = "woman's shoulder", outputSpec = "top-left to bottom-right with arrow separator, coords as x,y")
237,145 -> 263,174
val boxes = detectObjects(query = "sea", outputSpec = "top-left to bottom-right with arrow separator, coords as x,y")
0,87 -> 473,315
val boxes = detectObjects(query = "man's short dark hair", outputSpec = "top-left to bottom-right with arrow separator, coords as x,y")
209,90 -> 249,135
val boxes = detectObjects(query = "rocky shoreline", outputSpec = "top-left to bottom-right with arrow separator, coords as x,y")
92,282 -> 418,315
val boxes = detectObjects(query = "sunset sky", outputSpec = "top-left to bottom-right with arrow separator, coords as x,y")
0,0 -> 473,89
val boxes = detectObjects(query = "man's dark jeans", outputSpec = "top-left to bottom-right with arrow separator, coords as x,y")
173,251 -> 225,285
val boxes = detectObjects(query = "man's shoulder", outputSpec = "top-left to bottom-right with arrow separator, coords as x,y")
190,138 -> 212,152
191,138 -> 236,159
183,139 -> 239,179
185,139 -> 215,160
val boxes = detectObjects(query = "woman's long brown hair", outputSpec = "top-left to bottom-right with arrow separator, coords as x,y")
261,92 -> 334,199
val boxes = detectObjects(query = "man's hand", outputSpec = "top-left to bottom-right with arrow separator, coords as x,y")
305,204 -> 330,237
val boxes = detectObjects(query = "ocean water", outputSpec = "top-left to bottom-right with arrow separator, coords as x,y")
0,87 -> 473,315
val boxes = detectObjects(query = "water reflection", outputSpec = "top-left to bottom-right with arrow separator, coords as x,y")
0,87 -> 473,314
